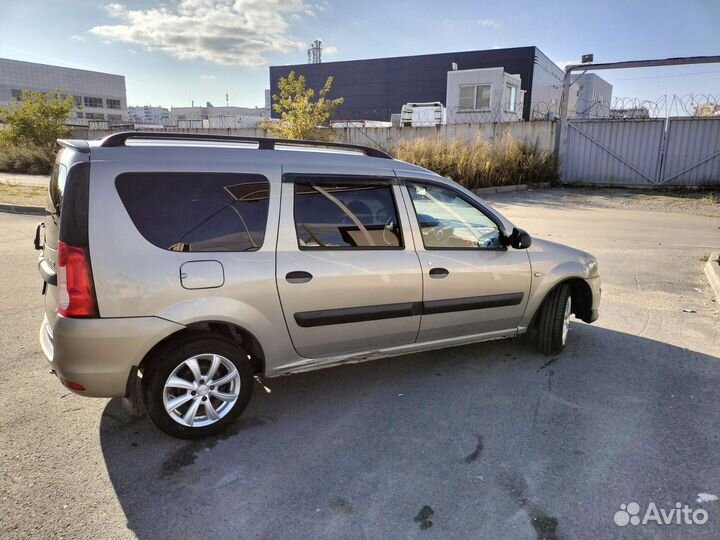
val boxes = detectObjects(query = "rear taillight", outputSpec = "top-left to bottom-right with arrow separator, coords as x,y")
60,378 -> 86,392
57,240 -> 98,318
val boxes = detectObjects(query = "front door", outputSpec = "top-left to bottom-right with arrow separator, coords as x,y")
401,179 -> 532,342
276,173 -> 423,358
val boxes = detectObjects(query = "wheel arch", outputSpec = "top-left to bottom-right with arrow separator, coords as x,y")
138,320 -> 266,376
530,277 -> 594,329
122,321 -> 266,415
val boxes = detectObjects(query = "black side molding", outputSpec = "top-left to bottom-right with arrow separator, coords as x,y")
423,292 -> 524,315
295,302 -> 422,328
294,293 -> 524,327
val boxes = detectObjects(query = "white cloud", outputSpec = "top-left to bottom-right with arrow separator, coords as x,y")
71,34 -> 85,42
324,45 -> 338,55
477,19 -> 501,29
309,1 -> 329,12
89,0 -> 314,66
200,74 -> 217,80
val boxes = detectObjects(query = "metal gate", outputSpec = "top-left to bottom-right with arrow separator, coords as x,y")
660,117 -> 720,186
563,117 -> 720,186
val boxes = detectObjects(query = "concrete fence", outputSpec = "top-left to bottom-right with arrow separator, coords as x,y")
338,121 -> 557,153
71,120 -> 557,154
61,117 -> 719,187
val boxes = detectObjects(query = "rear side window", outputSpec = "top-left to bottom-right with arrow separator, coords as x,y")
116,172 -> 270,252
294,180 -> 402,249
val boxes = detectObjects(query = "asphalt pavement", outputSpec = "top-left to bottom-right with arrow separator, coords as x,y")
1,189 -> 719,540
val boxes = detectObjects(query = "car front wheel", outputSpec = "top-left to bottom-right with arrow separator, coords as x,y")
536,283 -> 573,356
144,335 -> 254,439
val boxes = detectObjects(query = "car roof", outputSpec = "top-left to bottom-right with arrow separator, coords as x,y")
59,132 -> 439,179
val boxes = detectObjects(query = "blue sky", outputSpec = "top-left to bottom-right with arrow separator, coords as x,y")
1,0 -> 719,110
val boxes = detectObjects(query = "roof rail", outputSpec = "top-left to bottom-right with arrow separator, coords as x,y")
97,131 -> 393,159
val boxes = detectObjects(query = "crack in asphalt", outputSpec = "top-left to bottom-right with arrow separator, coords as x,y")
462,435 -> 484,464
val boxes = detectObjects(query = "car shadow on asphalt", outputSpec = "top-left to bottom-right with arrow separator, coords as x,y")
99,324 -> 720,540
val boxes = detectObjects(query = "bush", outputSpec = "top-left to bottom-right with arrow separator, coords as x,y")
261,71 -> 344,141
0,89 -> 73,151
0,144 -> 55,175
391,137 -> 556,189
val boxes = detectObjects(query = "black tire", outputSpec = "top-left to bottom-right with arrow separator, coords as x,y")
143,335 -> 253,439
536,283 -> 572,356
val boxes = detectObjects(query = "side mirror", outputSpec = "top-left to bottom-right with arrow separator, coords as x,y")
417,214 -> 440,229
509,227 -> 532,249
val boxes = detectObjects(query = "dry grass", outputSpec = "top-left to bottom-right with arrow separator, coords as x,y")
0,183 -> 47,206
391,137 -> 556,189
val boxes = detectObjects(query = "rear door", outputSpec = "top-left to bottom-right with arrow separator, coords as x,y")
275,170 -> 423,358
39,148 -> 90,328
400,178 -> 532,342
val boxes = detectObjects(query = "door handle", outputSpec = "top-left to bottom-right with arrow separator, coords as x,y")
286,271 -> 313,284
429,267 -> 449,279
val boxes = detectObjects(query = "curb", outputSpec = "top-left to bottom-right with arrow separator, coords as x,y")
472,182 -> 551,196
474,184 -> 529,195
0,203 -> 46,216
704,251 -> 720,302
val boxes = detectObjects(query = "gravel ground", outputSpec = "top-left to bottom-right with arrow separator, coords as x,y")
490,186 -> 720,218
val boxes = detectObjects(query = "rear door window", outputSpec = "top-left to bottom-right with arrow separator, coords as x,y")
293,180 -> 403,249
116,172 -> 270,252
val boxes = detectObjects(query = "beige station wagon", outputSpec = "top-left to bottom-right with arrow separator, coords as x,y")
36,132 -> 600,438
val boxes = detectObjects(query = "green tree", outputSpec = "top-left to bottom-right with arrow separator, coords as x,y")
0,89 -> 74,151
262,71 -> 344,141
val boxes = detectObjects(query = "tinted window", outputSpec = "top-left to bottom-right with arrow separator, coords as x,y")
407,182 -> 502,249
294,181 -> 402,249
116,173 -> 270,252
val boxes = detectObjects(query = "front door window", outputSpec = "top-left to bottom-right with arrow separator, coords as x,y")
406,182 -> 502,249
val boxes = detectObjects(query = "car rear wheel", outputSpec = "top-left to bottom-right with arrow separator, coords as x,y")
144,336 -> 253,439
536,283 -> 572,356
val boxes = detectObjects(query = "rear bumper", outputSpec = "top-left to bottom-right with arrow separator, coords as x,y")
39,314 -> 185,397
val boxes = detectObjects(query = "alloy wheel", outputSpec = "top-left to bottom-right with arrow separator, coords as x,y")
162,353 -> 241,427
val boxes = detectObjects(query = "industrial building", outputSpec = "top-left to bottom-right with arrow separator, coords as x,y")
445,67 -> 524,123
171,103 -> 270,128
0,57 -> 127,124
127,105 -> 172,127
571,73 -> 614,118
270,46 -> 612,123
